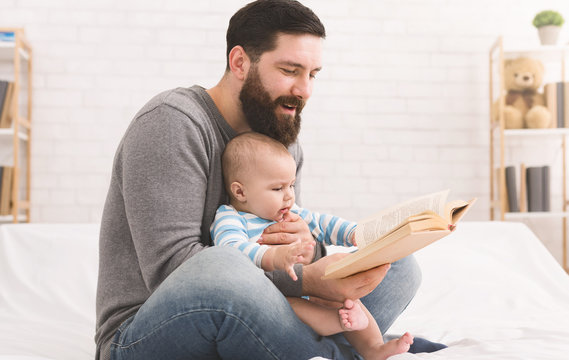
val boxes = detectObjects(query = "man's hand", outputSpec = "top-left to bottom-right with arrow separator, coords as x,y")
302,253 -> 391,303
258,211 -> 315,264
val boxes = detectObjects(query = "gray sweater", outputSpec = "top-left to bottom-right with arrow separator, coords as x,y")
94,85 -> 320,359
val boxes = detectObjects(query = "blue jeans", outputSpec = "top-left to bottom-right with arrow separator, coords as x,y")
110,247 -> 421,360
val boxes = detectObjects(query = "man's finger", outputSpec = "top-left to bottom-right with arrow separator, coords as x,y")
258,231 -> 292,245
282,211 -> 300,222
263,220 -> 299,234
345,264 -> 391,297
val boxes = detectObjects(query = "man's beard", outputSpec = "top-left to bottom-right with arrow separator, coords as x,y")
239,66 -> 304,148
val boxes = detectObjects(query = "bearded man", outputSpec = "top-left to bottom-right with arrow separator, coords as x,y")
95,1 -> 430,359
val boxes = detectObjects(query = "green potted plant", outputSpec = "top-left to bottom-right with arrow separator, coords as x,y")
533,10 -> 564,45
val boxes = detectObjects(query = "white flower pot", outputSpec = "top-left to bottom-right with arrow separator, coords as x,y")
538,25 -> 561,45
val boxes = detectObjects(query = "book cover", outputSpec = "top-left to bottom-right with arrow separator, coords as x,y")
542,165 -> 550,211
322,190 -> 476,280
519,163 -> 527,212
564,82 -> 569,128
526,166 -> 543,212
557,82 -> 564,128
0,82 -> 14,128
545,83 -> 558,126
0,81 -> 8,118
0,32 -> 15,42
0,167 -> 13,215
505,166 -> 519,212
0,167 -> 3,206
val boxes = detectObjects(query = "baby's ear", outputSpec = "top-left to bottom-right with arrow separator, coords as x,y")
230,181 -> 247,202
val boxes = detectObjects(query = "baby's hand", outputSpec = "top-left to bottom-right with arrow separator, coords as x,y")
279,239 -> 315,281
351,232 -> 357,246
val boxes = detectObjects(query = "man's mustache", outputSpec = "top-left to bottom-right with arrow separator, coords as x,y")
274,96 -> 305,113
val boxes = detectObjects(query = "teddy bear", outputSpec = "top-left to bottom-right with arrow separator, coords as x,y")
499,57 -> 551,129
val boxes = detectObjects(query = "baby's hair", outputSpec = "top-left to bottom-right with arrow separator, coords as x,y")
222,132 -> 291,193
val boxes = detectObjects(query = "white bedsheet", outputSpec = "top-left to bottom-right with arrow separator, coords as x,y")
0,221 -> 568,359
388,221 -> 569,360
0,224 -> 99,360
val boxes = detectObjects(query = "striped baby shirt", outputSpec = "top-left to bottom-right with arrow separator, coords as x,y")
210,204 -> 357,268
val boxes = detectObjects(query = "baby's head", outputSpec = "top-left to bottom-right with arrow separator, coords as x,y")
222,132 -> 296,221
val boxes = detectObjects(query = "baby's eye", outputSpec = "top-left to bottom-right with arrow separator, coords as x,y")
272,187 -> 283,191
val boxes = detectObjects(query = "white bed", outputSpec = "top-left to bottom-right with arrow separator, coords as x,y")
0,221 -> 568,359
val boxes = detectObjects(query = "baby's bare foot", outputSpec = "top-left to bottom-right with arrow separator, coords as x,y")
370,332 -> 414,360
338,299 -> 369,331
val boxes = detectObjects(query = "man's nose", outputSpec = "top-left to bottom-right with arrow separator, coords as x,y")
291,75 -> 312,100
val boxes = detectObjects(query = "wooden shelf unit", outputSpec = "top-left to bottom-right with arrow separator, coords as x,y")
0,28 -> 32,223
489,36 -> 568,272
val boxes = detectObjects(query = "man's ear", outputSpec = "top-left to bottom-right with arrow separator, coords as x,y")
228,45 -> 250,81
230,181 -> 247,202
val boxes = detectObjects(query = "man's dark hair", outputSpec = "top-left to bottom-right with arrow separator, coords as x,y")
226,0 -> 326,70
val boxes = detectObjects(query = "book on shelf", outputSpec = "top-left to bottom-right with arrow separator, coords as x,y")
0,167 -> 3,206
519,163 -> 527,212
322,190 -> 477,280
0,31 -> 15,42
505,165 -> 519,212
545,83 -> 557,127
544,82 -> 569,128
557,82 -> 564,128
0,166 -> 13,216
526,165 -> 550,212
542,166 -> 550,211
0,81 -> 8,121
0,81 -> 14,128
565,83 -> 569,128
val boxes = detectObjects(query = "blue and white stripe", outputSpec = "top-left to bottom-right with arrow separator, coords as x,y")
210,204 -> 357,269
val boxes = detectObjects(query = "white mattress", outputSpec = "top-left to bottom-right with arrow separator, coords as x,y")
0,224 -> 99,360
389,221 -> 569,360
0,221 -> 568,359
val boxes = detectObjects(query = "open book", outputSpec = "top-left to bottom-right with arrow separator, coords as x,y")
322,190 -> 476,280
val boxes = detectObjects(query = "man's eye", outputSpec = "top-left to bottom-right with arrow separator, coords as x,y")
282,68 -> 295,75
272,187 -> 282,191
309,73 -> 317,80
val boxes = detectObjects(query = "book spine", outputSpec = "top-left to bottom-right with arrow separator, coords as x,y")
0,166 -> 3,208
0,81 -> 8,118
557,82 -> 564,128
545,83 -> 558,127
0,82 -> 14,128
519,163 -> 527,212
542,166 -> 550,211
505,166 -> 519,212
526,166 -> 543,212
0,167 -> 13,215
565,82 -> 569,128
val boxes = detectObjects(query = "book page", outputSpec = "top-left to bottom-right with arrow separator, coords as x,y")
356,190 -> 450,249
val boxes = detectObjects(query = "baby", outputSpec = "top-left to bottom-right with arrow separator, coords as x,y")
210,132 -> 413,360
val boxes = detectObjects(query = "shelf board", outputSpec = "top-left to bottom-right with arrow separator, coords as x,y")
0,214 -> 28,222
504,128 -> 569,137
504,211 -> 569,219
0,128 -> 29,141
0,41 -> 30,61
501,45 -> 569,61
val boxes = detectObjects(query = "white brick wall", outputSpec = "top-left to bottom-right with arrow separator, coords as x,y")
1,0 -> 568,261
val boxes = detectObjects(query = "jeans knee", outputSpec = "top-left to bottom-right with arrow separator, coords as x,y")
396,255 -> 422,297
172,247 -> 280,307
